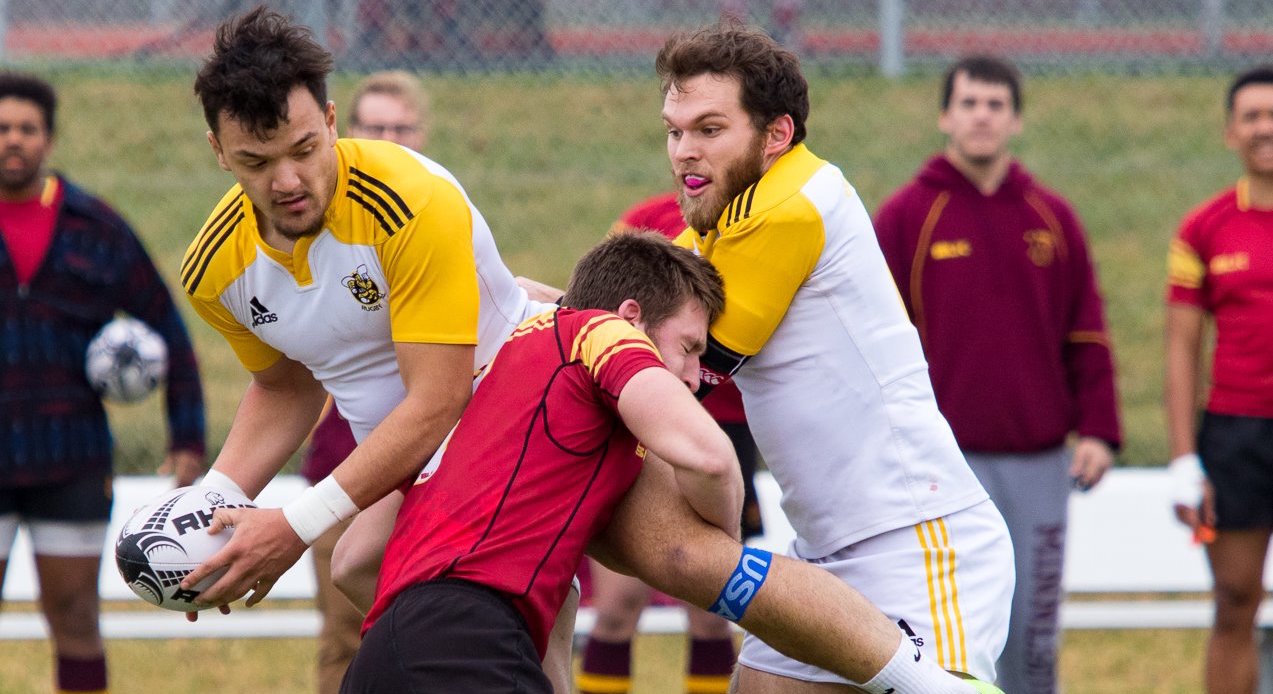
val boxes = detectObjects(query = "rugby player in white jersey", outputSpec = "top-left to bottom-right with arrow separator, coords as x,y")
658,23 -> 1015,692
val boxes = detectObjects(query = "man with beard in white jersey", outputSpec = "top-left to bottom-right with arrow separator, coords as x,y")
660,22 -> 1015,692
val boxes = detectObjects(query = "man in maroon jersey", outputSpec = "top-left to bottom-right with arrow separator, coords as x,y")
345,230 -> 739,692
344,231 -> 992,693
874,55 -> 1121,694
1166,65 -> 1273,694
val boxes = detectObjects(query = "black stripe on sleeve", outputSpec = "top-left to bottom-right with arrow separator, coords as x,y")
350,167 -> 414,223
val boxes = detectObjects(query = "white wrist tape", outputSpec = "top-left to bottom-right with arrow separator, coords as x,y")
1168,453 -> 1205,509
201,469 -> 248,499
282,476 -> 358,545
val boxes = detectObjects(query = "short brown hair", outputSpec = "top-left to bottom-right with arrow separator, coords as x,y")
347,70 -> 429,128
563,230 -> 724,329
942,55 -> 1023,113
194,6 -> 334,138
656,21 -> 808,146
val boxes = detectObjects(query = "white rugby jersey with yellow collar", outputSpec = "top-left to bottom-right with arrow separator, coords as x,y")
678,144 -> 988,558
183,139 -> 545,442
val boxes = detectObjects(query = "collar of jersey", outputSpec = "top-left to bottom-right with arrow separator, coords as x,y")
244,202 -> 319,287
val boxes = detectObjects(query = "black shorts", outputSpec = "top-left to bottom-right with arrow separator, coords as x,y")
341,579 -> 551,694
1199,412 -> 1273,530
722,422 -> 765,540
0,469 -> 113,522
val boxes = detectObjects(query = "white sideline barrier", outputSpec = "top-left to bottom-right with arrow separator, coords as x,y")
0,469 -> 1256,640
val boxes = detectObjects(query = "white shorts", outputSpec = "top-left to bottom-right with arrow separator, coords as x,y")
0,514 -> 109,559
738,499 -> 1014,684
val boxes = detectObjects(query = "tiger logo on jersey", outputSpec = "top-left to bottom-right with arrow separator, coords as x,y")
1023,229 -> 1056,267
342,264 -> 385,310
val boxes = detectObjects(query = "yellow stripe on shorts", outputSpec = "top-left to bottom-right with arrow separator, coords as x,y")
685,673 -> 731,693
915,518 -> 967,673
575,671 -> 632,694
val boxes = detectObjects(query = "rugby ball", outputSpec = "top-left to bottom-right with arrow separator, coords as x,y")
86,316 -> 168,403
114,485 -> 255,611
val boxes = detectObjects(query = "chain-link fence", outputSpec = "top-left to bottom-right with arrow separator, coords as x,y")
2,1 -> 1271,73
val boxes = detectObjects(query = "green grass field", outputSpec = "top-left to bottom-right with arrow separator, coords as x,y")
5,69 -> 1242,690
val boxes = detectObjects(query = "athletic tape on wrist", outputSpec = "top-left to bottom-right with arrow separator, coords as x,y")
709,547 -> 772,623
1168,452 -> 1205,508
282,476 -> 358,546
200,469 -> 247,499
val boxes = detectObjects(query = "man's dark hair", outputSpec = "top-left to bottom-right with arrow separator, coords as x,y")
193,6 -> 334,138
1227,65 -> 1273,114
0,72 -> 57,135
656,21 -> 809,146
941,55 -> 1023,113
563,230 -> 725,329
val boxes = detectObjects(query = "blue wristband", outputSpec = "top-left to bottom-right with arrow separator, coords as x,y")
709,547 -> 773,622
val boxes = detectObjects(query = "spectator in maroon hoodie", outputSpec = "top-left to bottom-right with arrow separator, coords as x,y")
874,55 -> 1121,694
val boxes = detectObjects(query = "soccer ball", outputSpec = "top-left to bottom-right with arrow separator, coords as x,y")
114,485 -> 255,611
85,317 -> 168,403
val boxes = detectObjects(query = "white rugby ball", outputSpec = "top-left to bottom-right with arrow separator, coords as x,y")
86,316 -> 168,403
114,485 -> 255,611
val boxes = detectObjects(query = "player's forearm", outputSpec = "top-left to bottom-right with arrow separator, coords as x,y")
1164,305 -> 1204,457
213,376 -> 327,498
670,456 -> 743,540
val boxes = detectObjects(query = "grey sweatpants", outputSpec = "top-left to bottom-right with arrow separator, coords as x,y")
965,447 -> 1071,694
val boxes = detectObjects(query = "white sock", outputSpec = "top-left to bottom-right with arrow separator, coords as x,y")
858,631 -> 976,694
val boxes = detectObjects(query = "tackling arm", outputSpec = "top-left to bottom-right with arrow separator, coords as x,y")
616,366 -> 743,537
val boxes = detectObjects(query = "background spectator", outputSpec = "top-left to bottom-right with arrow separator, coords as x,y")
874,55 -> 1121,694
0,71 -> 205,694
1165,65 -> 1273,694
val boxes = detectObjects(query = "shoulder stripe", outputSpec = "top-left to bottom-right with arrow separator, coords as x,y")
350,167 -> 414,223
182,209 -> 243,294
182,194 -> 243,280
345,189 -> 400,237
182,197 -> 245,294
726,183 -> 759,228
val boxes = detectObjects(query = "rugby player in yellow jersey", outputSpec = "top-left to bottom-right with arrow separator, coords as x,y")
658,23 -> 1014,693
175,8 -> 578,689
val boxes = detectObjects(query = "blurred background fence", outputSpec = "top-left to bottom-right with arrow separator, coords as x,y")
1,0 -> 1271,74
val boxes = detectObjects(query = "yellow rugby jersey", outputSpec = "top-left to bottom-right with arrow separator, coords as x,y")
184,139 -> 545,441
677,144 -> 988,557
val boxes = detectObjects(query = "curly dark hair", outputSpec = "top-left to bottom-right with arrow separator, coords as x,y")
0,72 -> 56,135
563,229 -> 724,329
656,20 -> 809,147
193,6 -> 333,138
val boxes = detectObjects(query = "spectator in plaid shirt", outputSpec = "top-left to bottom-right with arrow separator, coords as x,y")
0,71 -> 205,694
